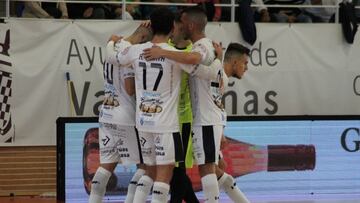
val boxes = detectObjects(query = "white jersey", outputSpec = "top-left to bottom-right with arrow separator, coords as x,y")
99,39 -> 136,126
190,38 -> 227,126
116,42 -> 194,133
222,72 -> 229,126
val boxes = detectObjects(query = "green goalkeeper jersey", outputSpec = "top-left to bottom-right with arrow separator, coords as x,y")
168,39 -> 193,168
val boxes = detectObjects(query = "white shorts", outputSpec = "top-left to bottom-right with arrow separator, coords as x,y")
99,122 -> 143,165
139,131 -> 184,166
192,125 -> 223,165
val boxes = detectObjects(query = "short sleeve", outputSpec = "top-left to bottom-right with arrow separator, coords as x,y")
122,67 -> 135,79
172,60 -> 195,74
106,40 -> 136,67
115,46 -> 135,67
192,43 -> 208,64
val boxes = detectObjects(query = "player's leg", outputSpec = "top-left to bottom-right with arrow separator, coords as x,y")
183,170 -> 200,203
89,122 -> 120,203
199,164 -> 219,203
126,167 -> 146,202
216,158 -> 250,203
152,164 -> 175,203
170,122 -> 199,203
133,131 -> 157,203
169,127 -> 187,203
151,132 -> 183,203
180,123 -> 199,203
170,166 -> 186,203
125,163 -> 146,203
170,165 -> 199,203
134,165 -> 156,203
89,163 -> 117,203
193,125 -> 222,203
120,126 -> 147,203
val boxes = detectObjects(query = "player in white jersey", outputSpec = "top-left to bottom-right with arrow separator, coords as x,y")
144,23 -> 253,202
106,7 -> 223,203
143,6 -> 224,203
215,43 -> 251,203
89,25 -> 152,203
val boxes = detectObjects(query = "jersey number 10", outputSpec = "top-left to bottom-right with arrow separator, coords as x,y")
103,62 -> 114,85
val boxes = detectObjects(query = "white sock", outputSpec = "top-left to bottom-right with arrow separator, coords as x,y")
201,174 -> 220,203
125,168 -> 146,203
218,173 -> 250,203
89,167 -> 112,203
133,175 -> 153,203
150,182 -> 170,203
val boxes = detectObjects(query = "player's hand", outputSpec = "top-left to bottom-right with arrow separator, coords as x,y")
213,41 -> 223,60
143,46 -> 163,61
108,35 -> 122,43
220,134 -> 228,150
140,20 -> 151,28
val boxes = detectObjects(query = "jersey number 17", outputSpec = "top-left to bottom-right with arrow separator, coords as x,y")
139,62 -> 163,91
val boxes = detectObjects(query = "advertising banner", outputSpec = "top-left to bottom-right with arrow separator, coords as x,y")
58,117 -> 360,202
2,19 -> 360,145
0,26 -> 14,143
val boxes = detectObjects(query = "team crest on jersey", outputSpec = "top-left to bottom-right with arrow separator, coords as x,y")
154,135 -> 161,144
194,43 -> 207,56
121,46 -> 130,56
116,138 -> 124,146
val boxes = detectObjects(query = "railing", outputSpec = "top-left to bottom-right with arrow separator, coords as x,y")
2,0 -> 360,23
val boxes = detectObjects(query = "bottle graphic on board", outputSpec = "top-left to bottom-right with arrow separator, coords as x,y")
187,137 -> 316,191
82,128 -> 134,195
82,128 -> 316,195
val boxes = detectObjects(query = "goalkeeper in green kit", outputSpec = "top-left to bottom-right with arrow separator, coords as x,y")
168,12 -> 199,203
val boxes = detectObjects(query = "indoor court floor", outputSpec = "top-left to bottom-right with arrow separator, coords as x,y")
1,194 -> 360,203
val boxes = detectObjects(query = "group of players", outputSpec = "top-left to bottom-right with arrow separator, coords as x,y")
89,6 -> 251,203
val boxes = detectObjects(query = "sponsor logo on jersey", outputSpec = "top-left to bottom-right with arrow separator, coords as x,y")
140,137 -> 146,147
139,96 -> 163,114
102,136 -> 110,146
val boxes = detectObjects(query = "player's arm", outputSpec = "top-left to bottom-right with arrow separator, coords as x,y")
143,46 -> 202,65
124,78 -> 135,96
176,57 -> 222,80
106,35 -> 123,65
123,67 -> 135,96
190,59 -> 222,80
181,42 -> 223,80
106,35 -> 135,67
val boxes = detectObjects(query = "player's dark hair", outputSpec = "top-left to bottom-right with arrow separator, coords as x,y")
150,7 -> 175,35
224,43 -> 250,62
